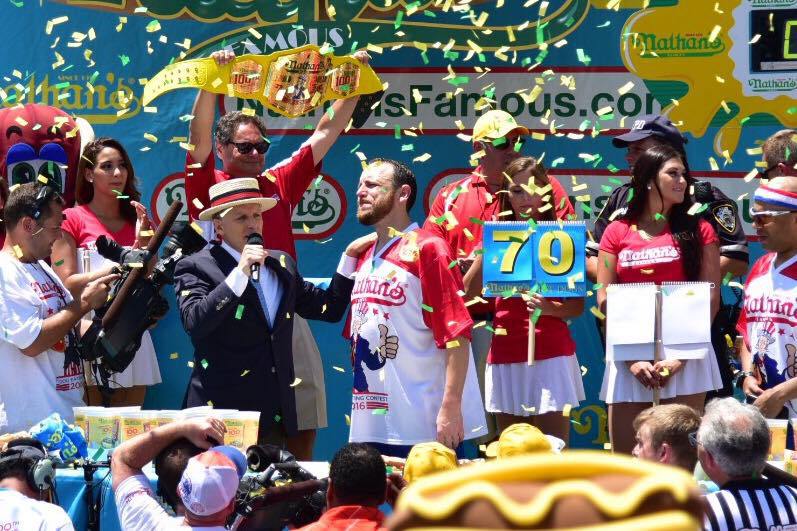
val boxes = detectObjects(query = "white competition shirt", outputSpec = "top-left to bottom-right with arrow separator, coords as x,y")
738,253 -> 797,417
0,488 -> 75,530
346,224 -> 487,445
0,252 -> 84,433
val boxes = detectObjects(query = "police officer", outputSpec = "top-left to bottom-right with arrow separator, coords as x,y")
586,114 -> 748,398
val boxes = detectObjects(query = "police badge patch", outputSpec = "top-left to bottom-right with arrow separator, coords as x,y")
712,204 -> 737,234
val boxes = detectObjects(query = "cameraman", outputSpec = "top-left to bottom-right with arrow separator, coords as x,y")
111,416 -> 247,529
299,443 -> 389,530
0,183 -> 117,433
0,437 -> 74,529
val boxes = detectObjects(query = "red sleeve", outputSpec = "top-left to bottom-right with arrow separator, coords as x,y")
421,183 -> 449,241
417,235 -> 473,347
61,207 -> 84,245
267,143 -> 322,209
550,176 -> 575,219
599,220 -> 625,255
184,152 -> 217,221
698,219 -> 719,246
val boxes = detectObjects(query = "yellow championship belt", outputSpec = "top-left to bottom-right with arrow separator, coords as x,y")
142,45 -> 382,118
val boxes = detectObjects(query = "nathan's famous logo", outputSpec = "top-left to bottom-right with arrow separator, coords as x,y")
618,0 -> 797,157
636,32 -> 726,57
0,73 -> 141,124
293,173 -> 346,240
748,77 -> 797,92
151,172 -> 190,226
65,0 -> 592,52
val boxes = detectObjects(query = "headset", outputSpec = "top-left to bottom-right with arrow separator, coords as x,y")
0,438 -> 56,495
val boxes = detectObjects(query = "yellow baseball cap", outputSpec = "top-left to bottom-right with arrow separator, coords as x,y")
403,442 -> 458,483
472,110 -> 530,143
485,423 -> 553,458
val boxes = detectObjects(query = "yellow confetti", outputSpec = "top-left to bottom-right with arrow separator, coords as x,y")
345,414 -> 351,426
366,43 -> 383,54
179,142 -> 196,151
446,339 -> 460,348
520,404 -> 536,413
169,352 -> 179,359
562,404 -> 572,417
280,255 -> 286,268
248,27 -> 262,39
333,366 -> 345,372
603,442 -> 612,450
190,222 -> 204,235
139,230 -> 154,237
413,153 -> 431,163
241,370 -> 250,377
12,245 -> 23,258
708,24 -> 721,43
290,377 -> 302,387
590,306 -> 605,320
187,361 -> 195,368
659,368 -> 670,377
143,133 -> 158,143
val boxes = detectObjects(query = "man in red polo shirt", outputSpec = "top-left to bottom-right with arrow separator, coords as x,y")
423,110 -> 575,439
183,48 -> 371,460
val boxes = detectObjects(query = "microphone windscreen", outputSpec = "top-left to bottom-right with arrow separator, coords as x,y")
246,233 -> 263,246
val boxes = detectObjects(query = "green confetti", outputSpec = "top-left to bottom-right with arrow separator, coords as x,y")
372,408 -> 388,415
116,195 -> 129,200
394,10 -> 404,29
421,303 -> 434,312
787,107 -> 797,115
654,212 -> 666,221
235,304 -> 245,320
531,308 -> 542,324
423,10 -> 436,17
274,414 -> 281,422
9,0 -> 23,7
349,41 -> 359,54
394,125 -> 401,139
326,106 -> 335,119
201,359 -> 209,369
54,259 -> 64,266
447,76 -> 470,87
608,177 -> 623,185
722,272 -> 733,285
118,55 -> 130,66
492,137 -> 507,148
592,283 -> 604,290
606,164 -> 620,173
485,325 -> 495,333
468,217 -> 485,225
627,189 -> 634,204
448,260 -> 458,269
312,175 -> 323,189
349,143 -> 361,153
601,185 -> 613,193
303,124 -> 314,130
581,203 -> 592,215
420,50 -> 429,65
401,143 -> 414,152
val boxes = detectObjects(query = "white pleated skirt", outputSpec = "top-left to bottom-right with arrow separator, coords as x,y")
485,355 -> 586,416
599,349 -> 723,403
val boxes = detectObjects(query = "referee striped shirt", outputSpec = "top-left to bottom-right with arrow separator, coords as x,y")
704,478 -> 797,531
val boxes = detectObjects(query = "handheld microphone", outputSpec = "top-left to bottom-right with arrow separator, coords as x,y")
246,233 -> 263,282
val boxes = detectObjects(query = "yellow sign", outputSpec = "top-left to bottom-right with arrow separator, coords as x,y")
143,45 -> 382,118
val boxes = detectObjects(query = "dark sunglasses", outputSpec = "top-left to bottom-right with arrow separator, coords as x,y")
228,140 -> 270,155
491,136 -> 526,151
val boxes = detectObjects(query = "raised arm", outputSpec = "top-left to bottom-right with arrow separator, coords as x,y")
306,51 -> 370,166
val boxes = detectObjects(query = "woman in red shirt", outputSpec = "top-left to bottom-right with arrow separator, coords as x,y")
597,144 -> 722,454
465,156 -> 585,444
51,137 -> 161,407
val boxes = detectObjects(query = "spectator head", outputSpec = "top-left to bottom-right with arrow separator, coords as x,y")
214,111 -> 270,177
697,398 -> 769,486
485,424 -> 554,459
0,437 -> 55,501
177,446 -> 247,525
631,404 -> 701,472
761,129 -> 797,179
471,110 -> 529,176
2,183 -> 65,260
612,114 -> 688,168
497,156 -> 555,222
327,443 -> 387,508
356,158 -> 416,224
154,438 -> 203,514
75,137 -> 140,223
403,442 -> 458,484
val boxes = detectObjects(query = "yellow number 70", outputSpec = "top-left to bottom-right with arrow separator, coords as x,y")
493,230 -> 530,273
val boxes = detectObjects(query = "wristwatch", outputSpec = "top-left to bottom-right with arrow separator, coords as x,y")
734,370 -> 755,389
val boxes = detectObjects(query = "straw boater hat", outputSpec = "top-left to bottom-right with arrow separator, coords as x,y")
198,178 -> 277,221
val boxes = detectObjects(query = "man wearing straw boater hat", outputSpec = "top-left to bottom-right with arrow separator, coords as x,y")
174,178 -> 372,446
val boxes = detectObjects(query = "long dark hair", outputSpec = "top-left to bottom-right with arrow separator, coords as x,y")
498,156 -> 556,222
75,137 -> 140,223
624,144 -> 702,280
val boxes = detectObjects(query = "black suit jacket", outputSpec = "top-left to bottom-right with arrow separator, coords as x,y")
174,244 -> 353,436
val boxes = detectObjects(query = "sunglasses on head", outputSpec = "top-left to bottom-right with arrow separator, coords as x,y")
490,136 -> 526,151
228,140 -> 270,155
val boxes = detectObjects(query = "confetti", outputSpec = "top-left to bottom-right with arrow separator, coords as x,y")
12,245 -> 23,258
372,408 -> 388,415
345,414 -> 351,426
562,404 -> 572,417
241,370 -> 250,377
200,359 -> 209,369
170,352 -> 179,359
235,304 -> 245,320
590,306 -> 605,320
290,377 -> 302,387
421,303 -> 433,312
446,339 -> 460,348
54,259 -> 64,266
333,366 -> 345,372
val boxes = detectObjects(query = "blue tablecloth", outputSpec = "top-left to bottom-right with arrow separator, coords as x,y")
56,465 -> 159,531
